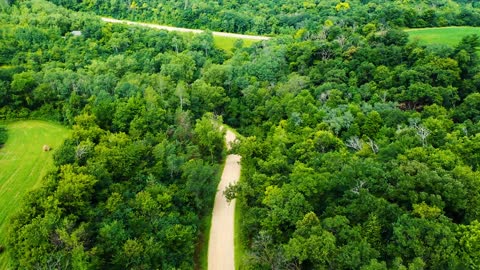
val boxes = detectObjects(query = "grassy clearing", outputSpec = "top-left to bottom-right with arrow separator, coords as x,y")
406,26 -> 480,47
103,17 -> 263,53
213,36 -> 257,53
0,120 -> 70,268
178,31 -> 259,53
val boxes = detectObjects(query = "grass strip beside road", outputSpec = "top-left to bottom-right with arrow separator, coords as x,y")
101,17 -> 267,53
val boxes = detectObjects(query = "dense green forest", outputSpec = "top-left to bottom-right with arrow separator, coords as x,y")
1,1 -> 227,268
1,0 -> 480,269
48,0 -> 480,34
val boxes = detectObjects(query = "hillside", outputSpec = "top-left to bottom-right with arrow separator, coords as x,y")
47,0 -> 480,34
0,0 -> 480,269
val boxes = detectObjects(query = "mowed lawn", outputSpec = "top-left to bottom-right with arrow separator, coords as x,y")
0,120 -> 70,268
406,26 -> 480,47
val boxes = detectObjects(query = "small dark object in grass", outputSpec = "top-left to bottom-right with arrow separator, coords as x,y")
0,245 -> 5,254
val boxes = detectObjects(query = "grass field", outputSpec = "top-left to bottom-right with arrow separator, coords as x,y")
406,26 -> 480,47
179,32 -> 259,53
213,36 -> 257,53
0,120 -> 70,268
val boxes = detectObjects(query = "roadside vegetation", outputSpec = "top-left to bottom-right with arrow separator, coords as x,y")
47,0 -> 480,35
1,0 -> 480,269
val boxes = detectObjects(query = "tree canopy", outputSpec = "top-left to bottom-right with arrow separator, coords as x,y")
1,0 -> 480,269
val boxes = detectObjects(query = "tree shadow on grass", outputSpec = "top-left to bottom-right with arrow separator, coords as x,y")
0,126 -> 8,148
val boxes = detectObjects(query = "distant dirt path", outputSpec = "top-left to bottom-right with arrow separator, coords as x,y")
101,17 -> 270,41
208,130 -> 241,270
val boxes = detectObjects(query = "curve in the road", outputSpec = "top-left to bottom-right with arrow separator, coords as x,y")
208,130 -> 241,270
101,15 -> 247,269
101,17 -> 270,41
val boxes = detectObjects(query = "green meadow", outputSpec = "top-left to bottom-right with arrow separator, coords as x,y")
179,31 -> 260,53
406,26 -> 480,47
0,120 -> 70,268
213,36 -> 257,52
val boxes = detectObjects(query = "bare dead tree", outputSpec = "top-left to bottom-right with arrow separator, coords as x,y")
76,144 -> 90,160
318,29 -> 328,40
367,137 -> 379,154
285,259 -> 302,270
319,92 -> 329,104
172,37 -> 179,54
408,118 -> 420,129
346,136 -> 363,151
336,34 -> 347,47
320,49 -> 333,61
380,91 -> 387,103
415,125 -> 430,147
250,231 -> 288,270
351,180 -> 366,195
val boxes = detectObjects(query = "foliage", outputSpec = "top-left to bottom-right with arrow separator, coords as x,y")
48,0 -> 480,34
0,1 -> 227,268
2,0 -> 480,269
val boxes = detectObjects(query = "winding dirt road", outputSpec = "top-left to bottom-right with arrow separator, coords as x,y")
208,130 -> 241,270
101,17 -> 270,41
101,15 -> 248,268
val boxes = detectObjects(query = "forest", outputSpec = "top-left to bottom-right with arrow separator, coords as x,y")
1,0 -> 480,269
47,0 -> 480,34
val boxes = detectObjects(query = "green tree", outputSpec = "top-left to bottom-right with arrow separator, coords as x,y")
189,79 -> 229,118
362,110 -> 383,138
458,220 -> 480,268
389,214 -> 460,268
160,52 -> 196,83
284,212 -> 337,268
194,113 -> 225,162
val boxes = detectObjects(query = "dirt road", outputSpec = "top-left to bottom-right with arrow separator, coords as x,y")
101,17 -> 270,41
100,15 -> 248,268
208,130 -> 241,270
